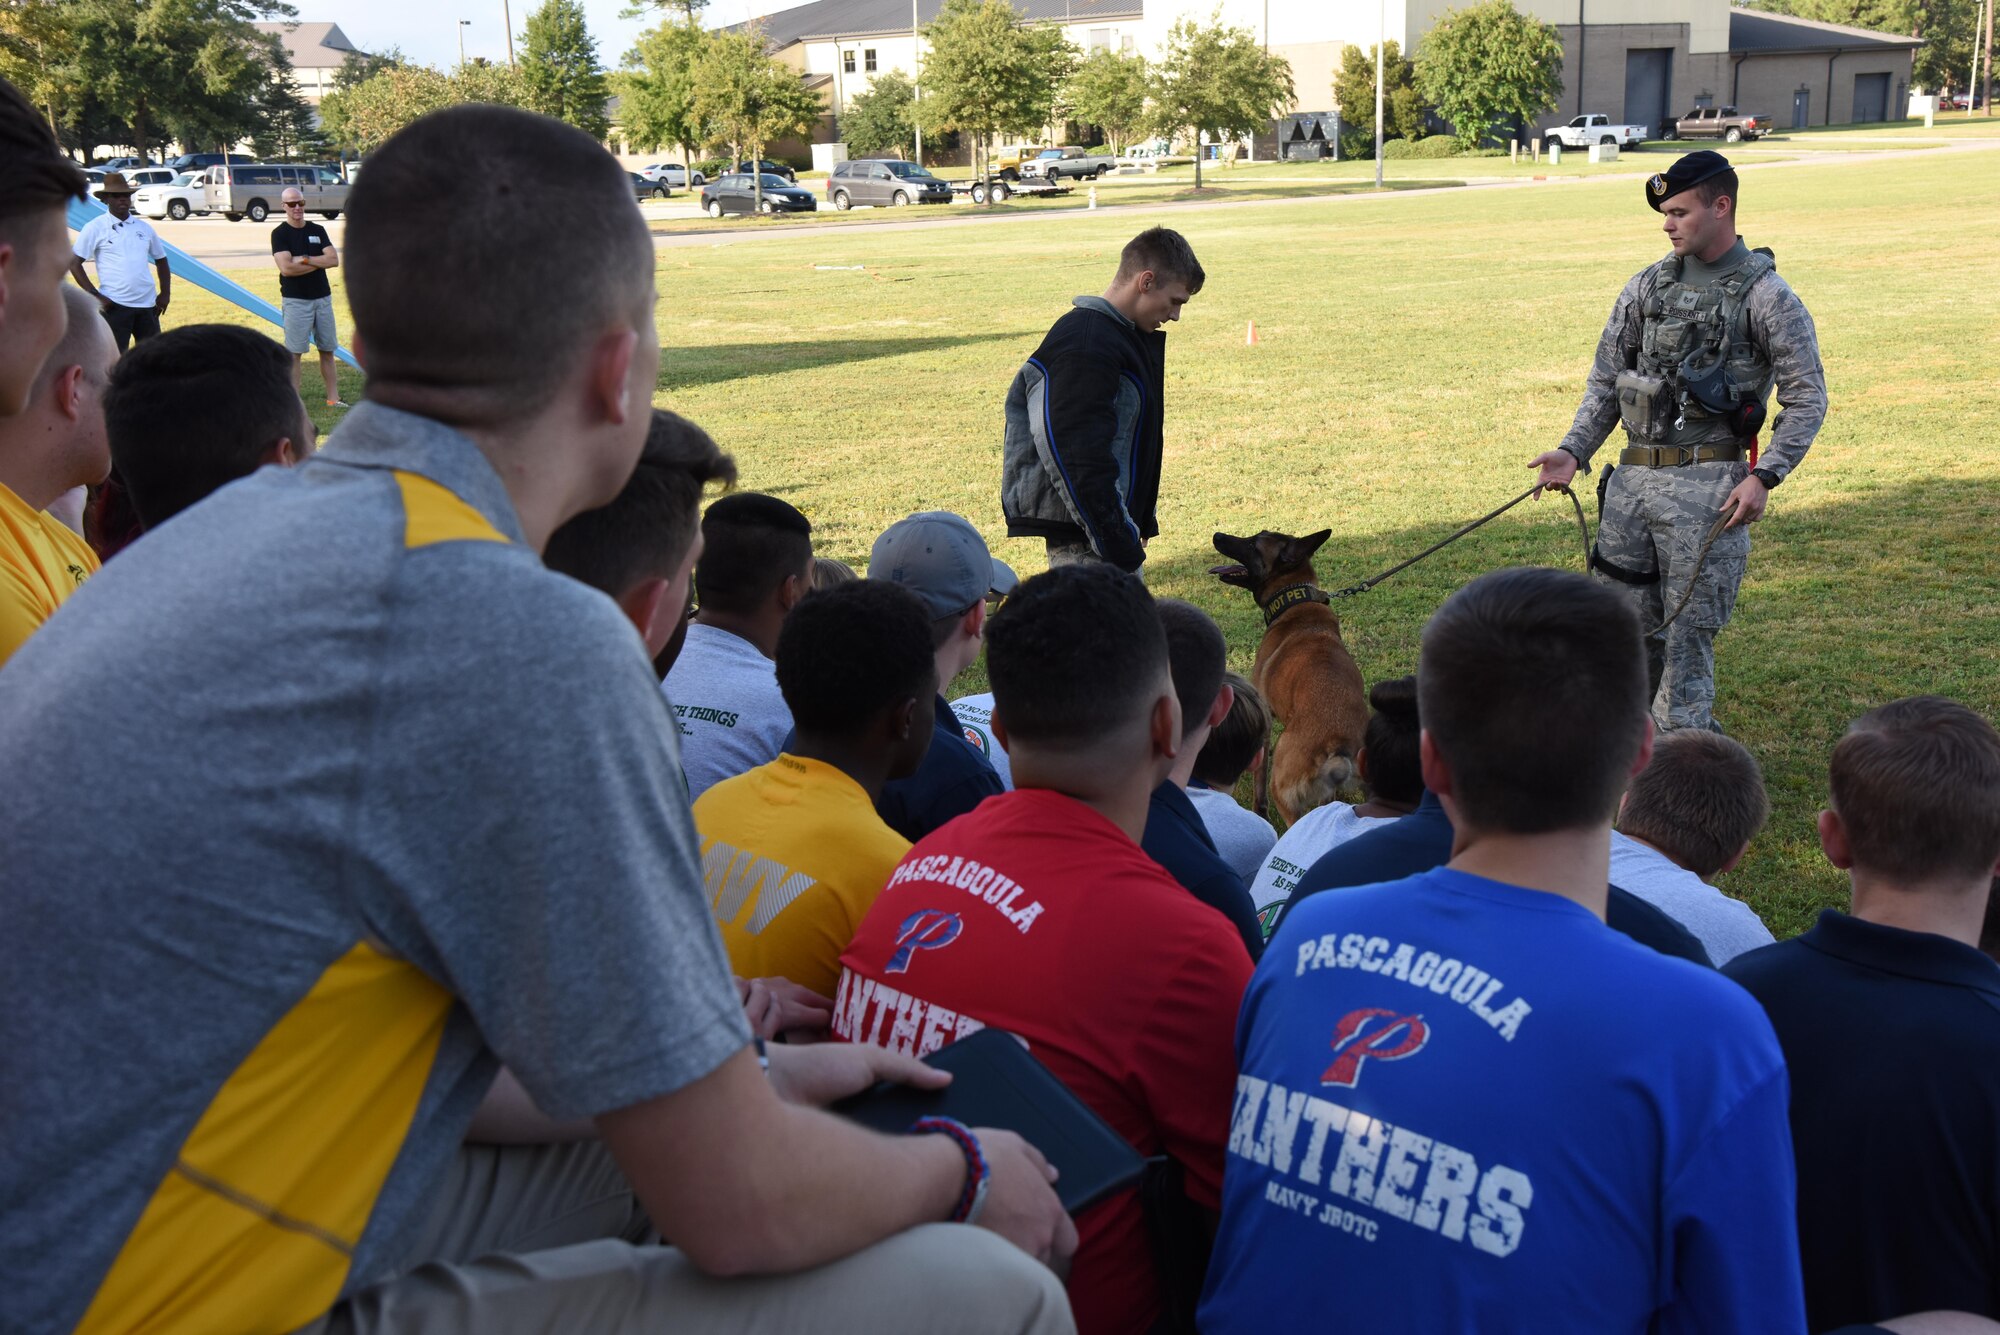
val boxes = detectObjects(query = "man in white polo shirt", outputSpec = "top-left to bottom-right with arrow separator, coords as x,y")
68,173 -> 170,351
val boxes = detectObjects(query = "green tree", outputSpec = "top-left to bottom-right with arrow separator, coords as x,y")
918,0 -> 1078,200
1332,40 -> 1425,156
1061,49 -> 1149,152
319,57 -> 529,156
1414,0 -> 1564,149
1148,13 -> 1294,188
618,0 -> 708,18
0,0 -> 81,138
691,27 -> 822,211
520,0 -> 611,139
842,69 -> 917,157
612,18 -> 710,162
251,53 -> 325,159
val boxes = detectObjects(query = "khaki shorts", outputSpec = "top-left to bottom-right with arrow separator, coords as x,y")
282,295 -> 338,354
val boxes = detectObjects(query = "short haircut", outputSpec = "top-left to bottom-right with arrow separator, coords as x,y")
342,104 -> 654,424
544,409 -> 736,597
0,76 -> 84,238
102,324 -> 303,529
1155,598 -> 1227,732
693,492 -> 812,616
813,557 -> 857,589
775,580 -> 935,738
1419,567 -> 1648,833
1694,170 -> 1739,212
30,287 -> 110,399
1618,731 -> 1769,879
1361,675 -> 1424,806
1828,696 -> 2000,884
987,564 -> 1167,751
1194,672 -> 1268,788
1117,226 -> 1205,293
929,605 -> 978,650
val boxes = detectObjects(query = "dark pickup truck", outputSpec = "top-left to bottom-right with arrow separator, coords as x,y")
1663,106 -> 1767,142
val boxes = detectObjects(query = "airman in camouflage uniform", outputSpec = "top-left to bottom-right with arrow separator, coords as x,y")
1530,150 -> 1826,732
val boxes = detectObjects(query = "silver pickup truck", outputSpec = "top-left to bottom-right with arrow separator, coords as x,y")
1544,114 -> 1650,149
1021,146 -> 1118,181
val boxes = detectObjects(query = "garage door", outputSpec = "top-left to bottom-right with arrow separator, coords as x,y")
1853,72 -> 1889,123
1625,49 -> 1673,134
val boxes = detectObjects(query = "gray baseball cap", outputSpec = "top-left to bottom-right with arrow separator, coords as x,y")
868,511 -> 1019,618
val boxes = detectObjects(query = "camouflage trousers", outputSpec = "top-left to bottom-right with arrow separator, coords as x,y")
1592,460 -> 1751,733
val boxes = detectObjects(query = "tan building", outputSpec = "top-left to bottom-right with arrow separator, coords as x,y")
252,21 -> 368,107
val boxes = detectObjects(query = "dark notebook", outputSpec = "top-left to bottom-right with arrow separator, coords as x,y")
831,1028 -> 1147,1215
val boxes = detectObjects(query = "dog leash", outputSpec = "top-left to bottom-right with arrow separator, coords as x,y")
1328,483 -> 1591,599
1327,480 -> 1731,637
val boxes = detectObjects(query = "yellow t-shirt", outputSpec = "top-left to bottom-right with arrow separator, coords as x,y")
694,753 -> 912,997
0,482 -> 99,668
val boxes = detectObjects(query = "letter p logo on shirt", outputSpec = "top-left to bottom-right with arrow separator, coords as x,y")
1321,1008 -> 1430,1088
885,909 -> 963,974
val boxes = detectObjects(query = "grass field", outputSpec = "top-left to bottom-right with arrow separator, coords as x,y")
182,143 -> 2000,939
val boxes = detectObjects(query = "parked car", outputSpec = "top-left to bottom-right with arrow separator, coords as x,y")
732,158 -> 796,182
1022,146 -> 1117,180
170,151 -> 253,172
1663,106 -> 1766,141
628,171 -> 672,200
99,156 -> 159,172
699,173 -> 817,217
826,158 -> 952,209
1939,91 -> 1984,110
1544,113 -> 1650,149
1116,141 -> 1182,171
132,171 -> 209,221
202,162 -> 349,222
640,163 -> 706,187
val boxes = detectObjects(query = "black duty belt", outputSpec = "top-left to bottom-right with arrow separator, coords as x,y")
1619,444 -> 1746,467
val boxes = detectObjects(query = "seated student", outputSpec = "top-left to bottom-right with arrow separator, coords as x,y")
1186,673 -> 1278,886
1250,676 -> 1422,933
100,323 -> 317,533
0,104 -> 1076,1335
0,286 -> 115,666
834,564 -> 1253,1335
1201,566 -> 1805,1335
1142,600 -> 1265,960
1276,680 -> 1712,965
543,407 -> 736,680
1613,730 -> 1776,965
694,580 -> 937,997
664,492 -> 813,799
868,511 -> 1012,841
1726,697 -> 2000,1333
813,555 -> 857,588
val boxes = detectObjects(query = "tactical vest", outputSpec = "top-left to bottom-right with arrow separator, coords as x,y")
1627,248 -> 1777,447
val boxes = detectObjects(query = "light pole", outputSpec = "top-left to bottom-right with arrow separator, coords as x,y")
912,0 -> 924,166
503,0 -> 515,68
1374,0 -> 1385,188
457,19 -> 471,68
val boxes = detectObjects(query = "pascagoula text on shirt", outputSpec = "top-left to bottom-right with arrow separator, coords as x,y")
831,853 -> 1046,1057
1225,930 -> 1538,1257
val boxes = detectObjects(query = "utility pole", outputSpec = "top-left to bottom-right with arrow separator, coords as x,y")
1984,0 -> 1995,115
457,19 -> 470,68
913,0 -> 924,165
503,0 -> 515,67
1375,0 -> 1385,188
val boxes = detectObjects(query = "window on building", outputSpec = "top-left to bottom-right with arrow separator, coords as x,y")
864,48 -> 877,71
1694,92 -> 1714,108
1090,28 -> 1111,52
1121,34 -> 1136,52
843,49 -> 855,73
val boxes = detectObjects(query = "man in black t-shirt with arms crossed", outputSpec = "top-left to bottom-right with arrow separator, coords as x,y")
271,187 -> 345,410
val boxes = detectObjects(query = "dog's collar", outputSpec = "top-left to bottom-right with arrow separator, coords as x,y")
1259,584 -> 1331,627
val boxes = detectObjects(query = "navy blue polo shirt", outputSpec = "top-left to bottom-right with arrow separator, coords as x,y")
1282,790 -> 1711,966
1142,781 -> 1263,961
874,695 -> 1006,843
1725,910 -> 2000,1330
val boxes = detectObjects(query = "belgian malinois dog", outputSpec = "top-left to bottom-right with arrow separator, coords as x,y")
1210,528 -> 1370,825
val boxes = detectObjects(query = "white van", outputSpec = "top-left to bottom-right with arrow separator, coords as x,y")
202,163 -> 349,223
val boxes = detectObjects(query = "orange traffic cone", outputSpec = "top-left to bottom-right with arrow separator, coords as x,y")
1245,320 -> 1259,346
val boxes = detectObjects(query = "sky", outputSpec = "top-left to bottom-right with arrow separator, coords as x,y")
314,0 -> 815,70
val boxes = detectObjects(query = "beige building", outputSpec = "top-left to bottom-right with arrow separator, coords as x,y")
253,21 -> 369,107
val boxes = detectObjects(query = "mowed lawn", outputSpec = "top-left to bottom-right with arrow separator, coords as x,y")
182,145 -> 2000,937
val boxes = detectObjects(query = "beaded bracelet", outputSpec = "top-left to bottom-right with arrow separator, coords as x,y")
910,1115 -> 991,1226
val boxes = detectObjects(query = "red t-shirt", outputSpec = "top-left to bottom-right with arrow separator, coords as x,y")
833,788 -> 1253,1334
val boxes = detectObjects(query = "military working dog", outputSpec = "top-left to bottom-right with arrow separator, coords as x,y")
1210,528 -> 1369,825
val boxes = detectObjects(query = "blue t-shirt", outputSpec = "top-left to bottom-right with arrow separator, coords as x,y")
874,694 -> 1005,842
1200,867 -> 1805,1335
